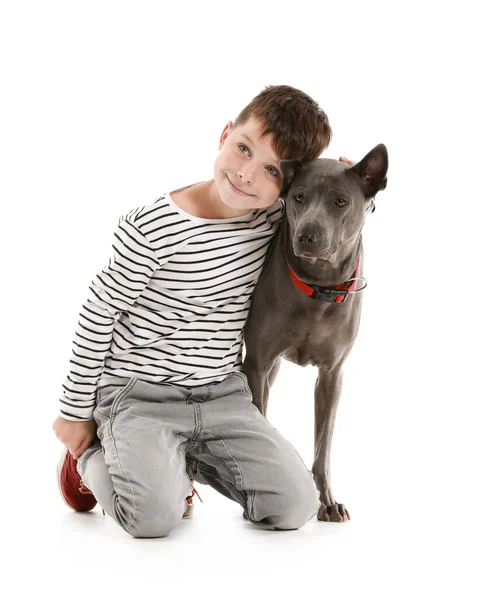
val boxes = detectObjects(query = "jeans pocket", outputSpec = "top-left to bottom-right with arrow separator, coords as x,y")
95,377 -> 137,419
233,371 -> 252,398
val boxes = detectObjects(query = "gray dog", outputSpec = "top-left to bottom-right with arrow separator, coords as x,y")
243,144 -> 388,522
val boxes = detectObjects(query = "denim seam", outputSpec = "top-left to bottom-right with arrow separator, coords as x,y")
109,377 -> 138,421
108,377 -> 139,531
213,434 -> 245,489
199,441 -> 239,486
186,403 -> 202,453
197,414 -> 245,489
175,433 -> 189,470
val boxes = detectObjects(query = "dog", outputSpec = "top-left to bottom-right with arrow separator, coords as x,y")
243,144 -> 388,522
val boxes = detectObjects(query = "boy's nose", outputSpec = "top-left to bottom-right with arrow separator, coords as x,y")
238,166 -> 254,185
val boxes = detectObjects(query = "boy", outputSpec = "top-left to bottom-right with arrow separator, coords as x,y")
53,85 -> 332,538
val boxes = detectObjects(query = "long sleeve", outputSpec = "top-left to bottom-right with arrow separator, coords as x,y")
58,215 -> 160,421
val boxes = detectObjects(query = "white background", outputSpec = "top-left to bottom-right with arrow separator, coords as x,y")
1,0 -> 485,597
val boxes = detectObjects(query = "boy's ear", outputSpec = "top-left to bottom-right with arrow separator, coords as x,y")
350,144 -> 388,199
280,159 -> 302,195
219,120 -> 233,150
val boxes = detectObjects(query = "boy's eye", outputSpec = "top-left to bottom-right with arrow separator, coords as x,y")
266,166 -> 280,177
238,144 -> 250,154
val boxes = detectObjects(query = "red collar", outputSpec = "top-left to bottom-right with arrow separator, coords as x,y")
288,254 -> 362,303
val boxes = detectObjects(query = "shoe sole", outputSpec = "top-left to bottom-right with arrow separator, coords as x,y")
56,446 -> 97,512
57,446 -> 78,511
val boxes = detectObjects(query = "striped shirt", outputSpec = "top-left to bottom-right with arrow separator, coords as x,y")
59,192 -> 284,421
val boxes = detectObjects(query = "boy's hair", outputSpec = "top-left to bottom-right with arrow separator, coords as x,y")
233,85 -> 332,162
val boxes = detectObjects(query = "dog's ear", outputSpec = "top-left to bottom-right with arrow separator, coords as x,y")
280,159 -> 302,196
351,144 -> 388,199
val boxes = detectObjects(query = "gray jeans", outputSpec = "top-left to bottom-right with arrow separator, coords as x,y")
77,371 -> 320,538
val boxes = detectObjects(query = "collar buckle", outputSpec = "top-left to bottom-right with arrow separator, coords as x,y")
309,286 -> 350,303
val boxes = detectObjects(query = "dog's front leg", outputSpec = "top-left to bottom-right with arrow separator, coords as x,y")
243,356 -> 280,417
313,365 -> 350,522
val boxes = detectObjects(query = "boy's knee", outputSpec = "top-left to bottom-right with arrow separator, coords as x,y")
125,505 -> 183,538
251,475 -> 320,531
114,493 -> 185,539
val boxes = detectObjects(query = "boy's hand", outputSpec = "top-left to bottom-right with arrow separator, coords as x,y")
52,416 -> 96,460
339,156 -> 356,166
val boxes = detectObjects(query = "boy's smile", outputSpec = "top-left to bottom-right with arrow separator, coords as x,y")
226,175 -> 256,197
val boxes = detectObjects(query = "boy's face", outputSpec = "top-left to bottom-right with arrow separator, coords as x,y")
213,116 -> 283,212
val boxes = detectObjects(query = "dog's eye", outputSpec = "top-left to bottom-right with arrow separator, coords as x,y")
294,193 -> 304,203
335,198 -> 347,207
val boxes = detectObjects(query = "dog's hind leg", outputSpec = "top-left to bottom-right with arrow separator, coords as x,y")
312,364 -> 350,522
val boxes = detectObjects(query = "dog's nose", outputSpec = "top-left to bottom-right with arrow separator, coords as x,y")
298,233 -> 318,246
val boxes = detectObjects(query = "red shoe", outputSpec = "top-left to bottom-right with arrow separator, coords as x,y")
57,446 -> 97,512
183,480 -> 202,518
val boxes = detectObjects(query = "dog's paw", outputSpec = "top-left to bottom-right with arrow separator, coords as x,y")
317,502 -> 350,522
